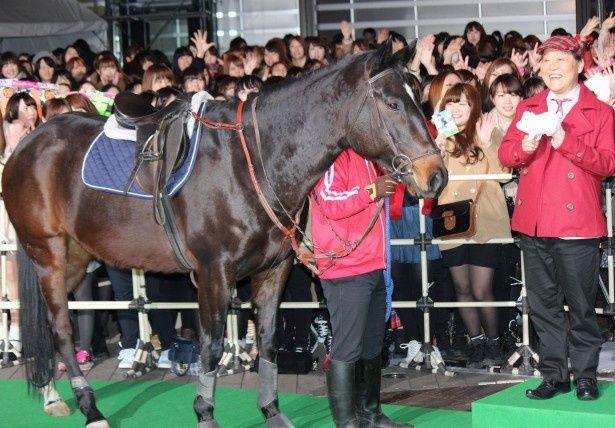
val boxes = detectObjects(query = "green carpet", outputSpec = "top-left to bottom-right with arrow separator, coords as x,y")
472,379 -> 615,428
0,379 -> 470,427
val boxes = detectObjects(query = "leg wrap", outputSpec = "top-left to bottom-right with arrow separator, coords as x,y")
258,358 -> 278,409
70,376 -> 90,390
197,420 -> 220,428
197,370 -> 217,408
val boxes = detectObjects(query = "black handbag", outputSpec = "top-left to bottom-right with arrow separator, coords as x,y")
431,199 -> 476,239
431,161 -> 489,240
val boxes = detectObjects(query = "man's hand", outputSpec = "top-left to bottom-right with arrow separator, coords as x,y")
365,176 -> 397,201
521,134 -> 542,153
550,126 -> 565,150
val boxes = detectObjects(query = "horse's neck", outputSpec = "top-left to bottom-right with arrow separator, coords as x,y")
254,71 -> 359,213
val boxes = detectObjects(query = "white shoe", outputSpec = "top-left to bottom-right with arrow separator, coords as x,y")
399,340 -> 423,368
157,349 -> 171,369
8,326 -> 21,353
117,348 -> 136,369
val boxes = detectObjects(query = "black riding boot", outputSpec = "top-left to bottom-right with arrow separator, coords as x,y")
355,356 -> 414,428
326,360 -> 360,428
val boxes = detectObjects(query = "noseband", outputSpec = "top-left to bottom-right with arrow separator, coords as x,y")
355,68 -> 440,181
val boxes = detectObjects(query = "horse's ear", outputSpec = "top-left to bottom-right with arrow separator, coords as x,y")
393,39 -> 417,68
367,37 -> 418,75
367,37 -> 394,75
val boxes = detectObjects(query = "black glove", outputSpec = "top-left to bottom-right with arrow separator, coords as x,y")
365,176 -> 397,201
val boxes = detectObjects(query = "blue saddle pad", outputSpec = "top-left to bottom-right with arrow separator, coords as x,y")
82,105 -> 205,199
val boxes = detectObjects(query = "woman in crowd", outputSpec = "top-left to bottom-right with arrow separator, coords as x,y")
181,66 -> 207,94
66,57 -> 89,86
1,92 -> 41,358
33,52 -> 57,83
307,36 -> 332,66
427,70 -> 462,118
288,35 -> 308,68
480,58 -> 523,110
223,53 -> 245,78
434,83 -> 511,368
141,64 -> 175,92
90,51 -> 129,91
1,52 -> 28,79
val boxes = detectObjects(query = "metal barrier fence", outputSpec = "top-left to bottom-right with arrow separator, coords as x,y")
1,174 -> 614,375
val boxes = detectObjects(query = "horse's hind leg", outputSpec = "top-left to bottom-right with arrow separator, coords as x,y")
193,260 -> 232,427
251,257 -> 295,427
44,238 -> 108,427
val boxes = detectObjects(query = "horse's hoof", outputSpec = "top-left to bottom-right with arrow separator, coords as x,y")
44,400 -> 71,417
266,413 -> 294,428
85,419 -> 110,428
197,420 -> 220,428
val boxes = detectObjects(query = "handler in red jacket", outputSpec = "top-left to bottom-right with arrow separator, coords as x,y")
499,35 -> 615,401
310,148 -> 410,428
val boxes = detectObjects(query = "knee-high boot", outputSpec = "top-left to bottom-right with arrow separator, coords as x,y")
355,356 -> 413,428
326,359 -> 360,428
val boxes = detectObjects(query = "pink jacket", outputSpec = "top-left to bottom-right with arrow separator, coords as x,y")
498,85 -> 615,237
310,149 -> 386,279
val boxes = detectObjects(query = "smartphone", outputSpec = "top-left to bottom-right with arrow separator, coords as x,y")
451,52 -> 460,63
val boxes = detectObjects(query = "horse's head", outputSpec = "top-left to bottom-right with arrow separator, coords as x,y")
344,40 -> 447,199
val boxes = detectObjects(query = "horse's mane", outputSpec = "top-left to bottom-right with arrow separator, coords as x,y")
258,52 -> 368,96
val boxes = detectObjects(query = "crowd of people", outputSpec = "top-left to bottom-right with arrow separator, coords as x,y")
1,10 -> 615,424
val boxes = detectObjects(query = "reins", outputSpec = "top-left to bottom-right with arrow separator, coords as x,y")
190,67 -> 440,276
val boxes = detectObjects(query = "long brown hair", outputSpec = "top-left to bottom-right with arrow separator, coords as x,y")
427,70 -> 460,117
439,83 -> 483,165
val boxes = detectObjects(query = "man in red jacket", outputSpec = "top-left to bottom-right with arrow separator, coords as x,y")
499,35 -> 615,401
310,148 -> 410,427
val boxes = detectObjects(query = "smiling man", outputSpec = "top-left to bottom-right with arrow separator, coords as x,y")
499,35 -> 615,401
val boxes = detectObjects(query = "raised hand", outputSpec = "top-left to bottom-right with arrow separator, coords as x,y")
601,12 -> 615,34
510,48 -> 529,69
443,37 -> 464,64
527,43 -> 541,73
418,34 -> 436,66
340,20 -> 353,41
452,52 -> 469,70
191,30 -> 216,58
476,111 -> 497,148
474,61 -> 491,81
377,29 -> 390,45
580,16 -> 600,41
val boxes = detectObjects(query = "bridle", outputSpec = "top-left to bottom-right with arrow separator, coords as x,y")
351,67 -> 441,182
191,66 -> 440,275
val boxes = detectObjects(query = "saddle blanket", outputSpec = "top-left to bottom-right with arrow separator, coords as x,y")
81,100 -> 207,199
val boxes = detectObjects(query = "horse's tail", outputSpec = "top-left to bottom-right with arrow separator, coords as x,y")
17,243 -> 55,390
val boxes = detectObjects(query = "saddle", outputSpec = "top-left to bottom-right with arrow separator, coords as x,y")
114,92 -> 192,209
113,92 -> 195,271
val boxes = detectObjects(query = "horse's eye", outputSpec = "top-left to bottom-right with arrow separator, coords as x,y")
385,101 -> 399,111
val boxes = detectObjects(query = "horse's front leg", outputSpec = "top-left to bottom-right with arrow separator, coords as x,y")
251,257 -> 295,427
193,261 -> 232,427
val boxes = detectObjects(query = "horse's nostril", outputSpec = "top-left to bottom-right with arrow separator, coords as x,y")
429,170 -> 447,194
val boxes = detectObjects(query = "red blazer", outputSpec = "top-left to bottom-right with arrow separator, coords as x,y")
498,85 -> 615,237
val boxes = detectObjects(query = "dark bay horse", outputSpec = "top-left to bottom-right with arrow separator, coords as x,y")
2,42 -> 446,427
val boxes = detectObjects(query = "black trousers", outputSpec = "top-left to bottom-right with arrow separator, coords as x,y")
520,235 -> 602,382
321,270 -> 386,362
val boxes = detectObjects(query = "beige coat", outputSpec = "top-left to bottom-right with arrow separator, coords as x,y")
438,134 -> 512,251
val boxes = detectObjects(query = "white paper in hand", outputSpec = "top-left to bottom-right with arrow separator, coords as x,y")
516,111 -> 560,137
585,72 -> 611,103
